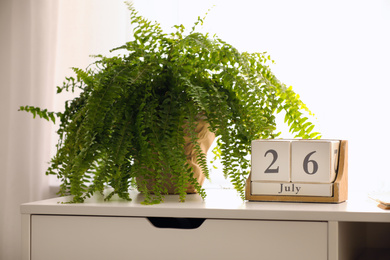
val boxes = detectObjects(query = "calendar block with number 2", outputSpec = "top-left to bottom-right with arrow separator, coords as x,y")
246,139 -> 348,203
251,140 -> 291,182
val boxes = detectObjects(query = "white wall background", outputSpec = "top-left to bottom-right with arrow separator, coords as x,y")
132,0 -> 390,193
0,1 -> 130,259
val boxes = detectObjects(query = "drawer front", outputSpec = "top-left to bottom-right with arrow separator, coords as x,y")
31,215 -> 327,260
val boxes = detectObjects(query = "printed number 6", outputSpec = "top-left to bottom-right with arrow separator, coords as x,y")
303,151 -> 318,175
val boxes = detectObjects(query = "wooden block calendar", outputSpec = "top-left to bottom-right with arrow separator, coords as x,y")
246,139 -> 348,203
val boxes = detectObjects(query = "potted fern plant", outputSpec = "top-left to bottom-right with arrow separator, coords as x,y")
20,4 -> 320,204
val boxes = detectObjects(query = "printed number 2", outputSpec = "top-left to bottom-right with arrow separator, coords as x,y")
264,149 -> 279,173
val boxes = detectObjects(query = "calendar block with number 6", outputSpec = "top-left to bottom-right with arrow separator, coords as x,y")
291,140 -> 340,183
246,139 -> 348,203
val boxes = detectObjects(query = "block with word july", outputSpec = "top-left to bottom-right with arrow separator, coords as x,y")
251,139 -> 291,182
291,140 -> 340,183
251,182 -> 333,197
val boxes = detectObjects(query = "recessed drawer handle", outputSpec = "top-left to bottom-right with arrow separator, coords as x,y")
147,217 -> 206,229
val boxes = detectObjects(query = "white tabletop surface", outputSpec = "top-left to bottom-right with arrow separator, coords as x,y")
21,189 -> 390,223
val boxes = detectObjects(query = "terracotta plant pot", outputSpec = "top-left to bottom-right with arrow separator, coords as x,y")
181,119 -> 215,193
137,119 -> 215,194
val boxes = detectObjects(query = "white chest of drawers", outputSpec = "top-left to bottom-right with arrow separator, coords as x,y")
21,189 -> 390,260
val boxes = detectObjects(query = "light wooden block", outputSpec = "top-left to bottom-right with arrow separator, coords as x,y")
291,140 -> 340,183
251,140 -> 291,182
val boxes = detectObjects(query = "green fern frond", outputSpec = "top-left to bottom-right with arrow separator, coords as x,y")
19,4 -> 320,203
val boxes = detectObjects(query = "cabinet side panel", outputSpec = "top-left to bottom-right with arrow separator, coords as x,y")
328,221 -> 339,260
21,214 -> 31,260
